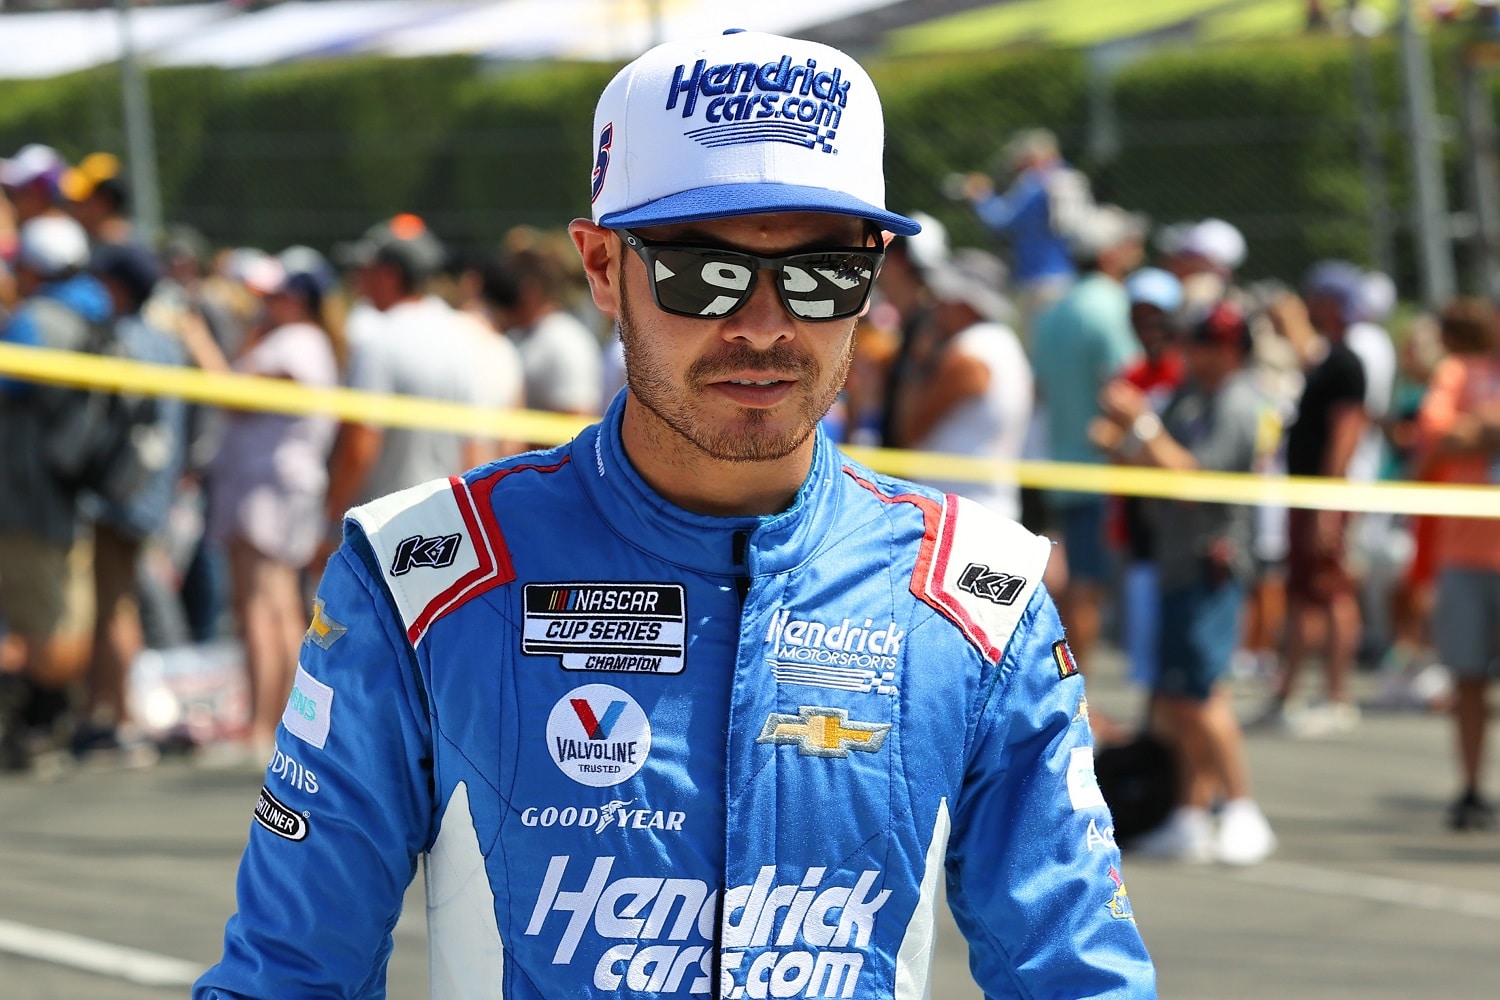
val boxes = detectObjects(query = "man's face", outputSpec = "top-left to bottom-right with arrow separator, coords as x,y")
1129,303 -> 1172,358
615,212 -> 866,464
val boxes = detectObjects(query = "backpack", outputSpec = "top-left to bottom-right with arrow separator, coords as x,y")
30,298 -> 170,509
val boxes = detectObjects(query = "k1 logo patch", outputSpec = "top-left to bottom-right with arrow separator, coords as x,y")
390,533 -> 461,575
546,684 -> 652,787
957,562 -> 1027,606
523,583 -> 687,674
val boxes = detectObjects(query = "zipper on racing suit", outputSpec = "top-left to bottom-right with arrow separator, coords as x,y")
713,528 -> 754,999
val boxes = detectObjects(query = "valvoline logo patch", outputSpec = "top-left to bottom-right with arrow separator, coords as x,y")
546,684 -> 651,788
590,122 -> 612,203
664,55 -> 852,155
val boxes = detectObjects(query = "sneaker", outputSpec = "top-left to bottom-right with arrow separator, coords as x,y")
1216,798 -> 1277,865
1284,700 -> 1361,739
1447,791 -> 1496,832
1128,807 -> 1215,863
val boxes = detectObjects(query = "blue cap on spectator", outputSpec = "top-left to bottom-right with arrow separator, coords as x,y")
1126,267 -> 1182,313
1304,260 -> 1364,321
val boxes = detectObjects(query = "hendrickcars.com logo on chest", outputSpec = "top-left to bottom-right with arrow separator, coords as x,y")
525,856 -> 890,997
665,55 -> 852,154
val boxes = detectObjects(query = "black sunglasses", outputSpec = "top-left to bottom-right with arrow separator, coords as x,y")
620,229 -> 884,323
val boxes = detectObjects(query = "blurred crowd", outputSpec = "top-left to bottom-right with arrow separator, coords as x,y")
2,133 -> 1499,859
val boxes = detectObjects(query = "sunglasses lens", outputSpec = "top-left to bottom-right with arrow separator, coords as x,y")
650,249 -> 754,317
781,253 -> 876,320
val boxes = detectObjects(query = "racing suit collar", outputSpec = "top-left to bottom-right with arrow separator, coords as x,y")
573,390 -> 843,578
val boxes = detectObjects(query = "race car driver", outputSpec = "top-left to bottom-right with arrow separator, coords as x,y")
196,28 -> 1157,999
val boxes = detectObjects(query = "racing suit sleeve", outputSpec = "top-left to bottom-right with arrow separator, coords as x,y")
945,586 -> 1157,999
194,531 -> 435,999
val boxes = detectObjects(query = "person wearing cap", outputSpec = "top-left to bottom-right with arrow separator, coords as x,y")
0,143 -> 68,228
1112,267 -> 1186,692
1095,301 -> 1278,865
323,214 -> 489,541
1262,261 -> 1369,737
0,215 -> 112,771
62,152 -> 133,246
1031,204 -> 1146,717
72,241 -> 187,763
956,127 -> 1093,340
207,254 -> 342,760
197,30 -> 1154,1000
889,248 -> 1032,522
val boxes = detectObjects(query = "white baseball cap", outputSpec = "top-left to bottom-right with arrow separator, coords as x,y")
16,215 -> 89,278
0,143 -> 66,190
588,29 -> 920,236
1178,218 -> 1247,272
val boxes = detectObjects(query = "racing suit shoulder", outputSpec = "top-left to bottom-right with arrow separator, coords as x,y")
840,465 -> 1052,665
346,450 -> 573,646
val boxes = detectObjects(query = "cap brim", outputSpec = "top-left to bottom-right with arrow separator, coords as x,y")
600,183 -> 921,236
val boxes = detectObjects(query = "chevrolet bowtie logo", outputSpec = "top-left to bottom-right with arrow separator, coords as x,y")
756,706 -> 891,758
304,599 -> 348,650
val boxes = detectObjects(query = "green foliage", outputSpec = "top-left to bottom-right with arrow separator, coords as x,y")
0,37 -> 1449,283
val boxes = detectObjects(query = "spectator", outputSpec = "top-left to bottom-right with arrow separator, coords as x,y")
324,215 -> 482,535
0,215 -> 111,770
484,244 -> 603,416
1266,262 -> 1369,736
207,257 -> 340,757
1116,267 -> 1186,689
1032,205 -> 1145,712
875,210 -> 949,448
958,128 -> 1092,339
73,242 -> 186,763
0,143 -> 67,226
62,152 -> 133,246
890,248 -> 1031,520
1415,299 -> 1500,829
1096,301 -> 1277,864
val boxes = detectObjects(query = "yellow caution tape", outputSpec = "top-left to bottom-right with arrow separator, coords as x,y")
3,342 -> 1498,519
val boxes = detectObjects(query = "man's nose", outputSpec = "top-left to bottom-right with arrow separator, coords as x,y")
722,268 -> 795,350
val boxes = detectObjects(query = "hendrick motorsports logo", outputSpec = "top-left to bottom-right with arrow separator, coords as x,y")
524,583 -> 688,674
546,684 -> 652,787
525,856 -> 888,996
764,610 -> 903,696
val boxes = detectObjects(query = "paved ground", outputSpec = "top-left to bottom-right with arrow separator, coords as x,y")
2,652 -> 1498,999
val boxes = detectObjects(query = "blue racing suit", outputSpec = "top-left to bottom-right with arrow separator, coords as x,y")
196,391 -> 1156,999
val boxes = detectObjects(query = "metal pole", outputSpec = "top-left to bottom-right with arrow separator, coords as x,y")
1348,3 -> 1395,277
1458,50 -> 1500,296
116,0 -> 163,247
1398,0 -> 1456,307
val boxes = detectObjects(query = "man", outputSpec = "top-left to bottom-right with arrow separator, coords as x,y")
1031,205 -> 1145,713
324,215 -> 484,532
484,243 -> 603,415
196,30 -> 1155,999
958,127 -> 1092,339
61,151 -> 134,246
1416,299 -> 1500,829
0,143 -> 68,228
1095,302 -> 1277,865
0,215 -> 111,770
1265,262 -> 1369,736
889,248 -> 1031,521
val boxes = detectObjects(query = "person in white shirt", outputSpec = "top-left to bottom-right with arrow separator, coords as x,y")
889,248 -> 1032,520
484,246 -> 603,416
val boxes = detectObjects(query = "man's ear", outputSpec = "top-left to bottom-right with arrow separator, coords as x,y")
569,219 -> 623,318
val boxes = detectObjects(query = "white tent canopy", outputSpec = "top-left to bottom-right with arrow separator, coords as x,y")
0,0 -> 905,80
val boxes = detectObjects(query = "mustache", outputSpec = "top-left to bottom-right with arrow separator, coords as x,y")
687,343 -> 819,382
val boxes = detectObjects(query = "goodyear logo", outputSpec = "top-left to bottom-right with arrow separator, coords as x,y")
665,55 -> 851,154
756,706 -> 890,759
